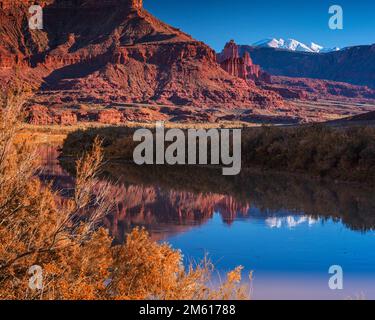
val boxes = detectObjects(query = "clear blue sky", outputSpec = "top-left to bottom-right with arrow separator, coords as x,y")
144,0 -> 375,51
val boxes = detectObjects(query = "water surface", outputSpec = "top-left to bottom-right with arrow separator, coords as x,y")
39,145 -> 375,300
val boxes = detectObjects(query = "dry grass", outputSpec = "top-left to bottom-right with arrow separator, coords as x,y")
14,121 -> 258,148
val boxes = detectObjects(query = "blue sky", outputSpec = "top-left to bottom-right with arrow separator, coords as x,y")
144,0 -> 375,52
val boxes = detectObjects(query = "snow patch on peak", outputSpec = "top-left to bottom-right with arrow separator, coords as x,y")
284,39 -> 313,52
252,38 -> 283,49
310,42 -> 323,52
252,38 -> 340,53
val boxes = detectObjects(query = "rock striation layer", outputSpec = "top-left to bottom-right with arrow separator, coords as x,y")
218,40 -> 270,83
0,0 -> 284,118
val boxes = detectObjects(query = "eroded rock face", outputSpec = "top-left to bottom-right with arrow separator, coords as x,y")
220,39 -> 240,60
218,40 -> 268,83
27,105 -> 78,125
98,109 -> 123,125
27,105 -> 53,125
0,0 -> 284,121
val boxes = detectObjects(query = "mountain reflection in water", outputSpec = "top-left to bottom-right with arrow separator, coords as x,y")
38,145 -> 375,299
38,145 -> 375,243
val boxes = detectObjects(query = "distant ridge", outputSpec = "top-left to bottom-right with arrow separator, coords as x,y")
238,44 -> 375,88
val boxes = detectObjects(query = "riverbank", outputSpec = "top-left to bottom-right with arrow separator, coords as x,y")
56,123 -> 375,185
15,121 -> 257,145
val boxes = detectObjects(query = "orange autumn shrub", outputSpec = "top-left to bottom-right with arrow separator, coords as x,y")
0,92 -> 250,300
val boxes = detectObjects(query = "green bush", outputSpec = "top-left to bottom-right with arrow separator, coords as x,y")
242,125 -> 375,183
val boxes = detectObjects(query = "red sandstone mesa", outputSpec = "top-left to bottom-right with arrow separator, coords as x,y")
0,0 -> 284,125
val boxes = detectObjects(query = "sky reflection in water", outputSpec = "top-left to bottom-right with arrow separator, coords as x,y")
40,145 -> 375,299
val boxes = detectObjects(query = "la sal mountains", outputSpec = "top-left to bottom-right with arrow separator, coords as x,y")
248,37 -> 374,89
252,38 -> 340,53
238,41 -> 375,89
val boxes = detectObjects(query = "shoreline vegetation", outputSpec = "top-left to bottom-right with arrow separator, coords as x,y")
55,123 -> 375,185
1,98 -> 251,300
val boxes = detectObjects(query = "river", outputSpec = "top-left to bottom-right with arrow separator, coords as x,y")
38,144 -> 375,300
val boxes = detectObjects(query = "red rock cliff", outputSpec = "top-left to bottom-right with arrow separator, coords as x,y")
218,40 -> 269,83
0,0 -> 284,111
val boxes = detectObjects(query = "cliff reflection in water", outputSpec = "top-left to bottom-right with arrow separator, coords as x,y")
39,145 -> 375,243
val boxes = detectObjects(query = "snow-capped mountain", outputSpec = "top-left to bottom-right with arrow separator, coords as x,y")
252,38 -> 340,53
